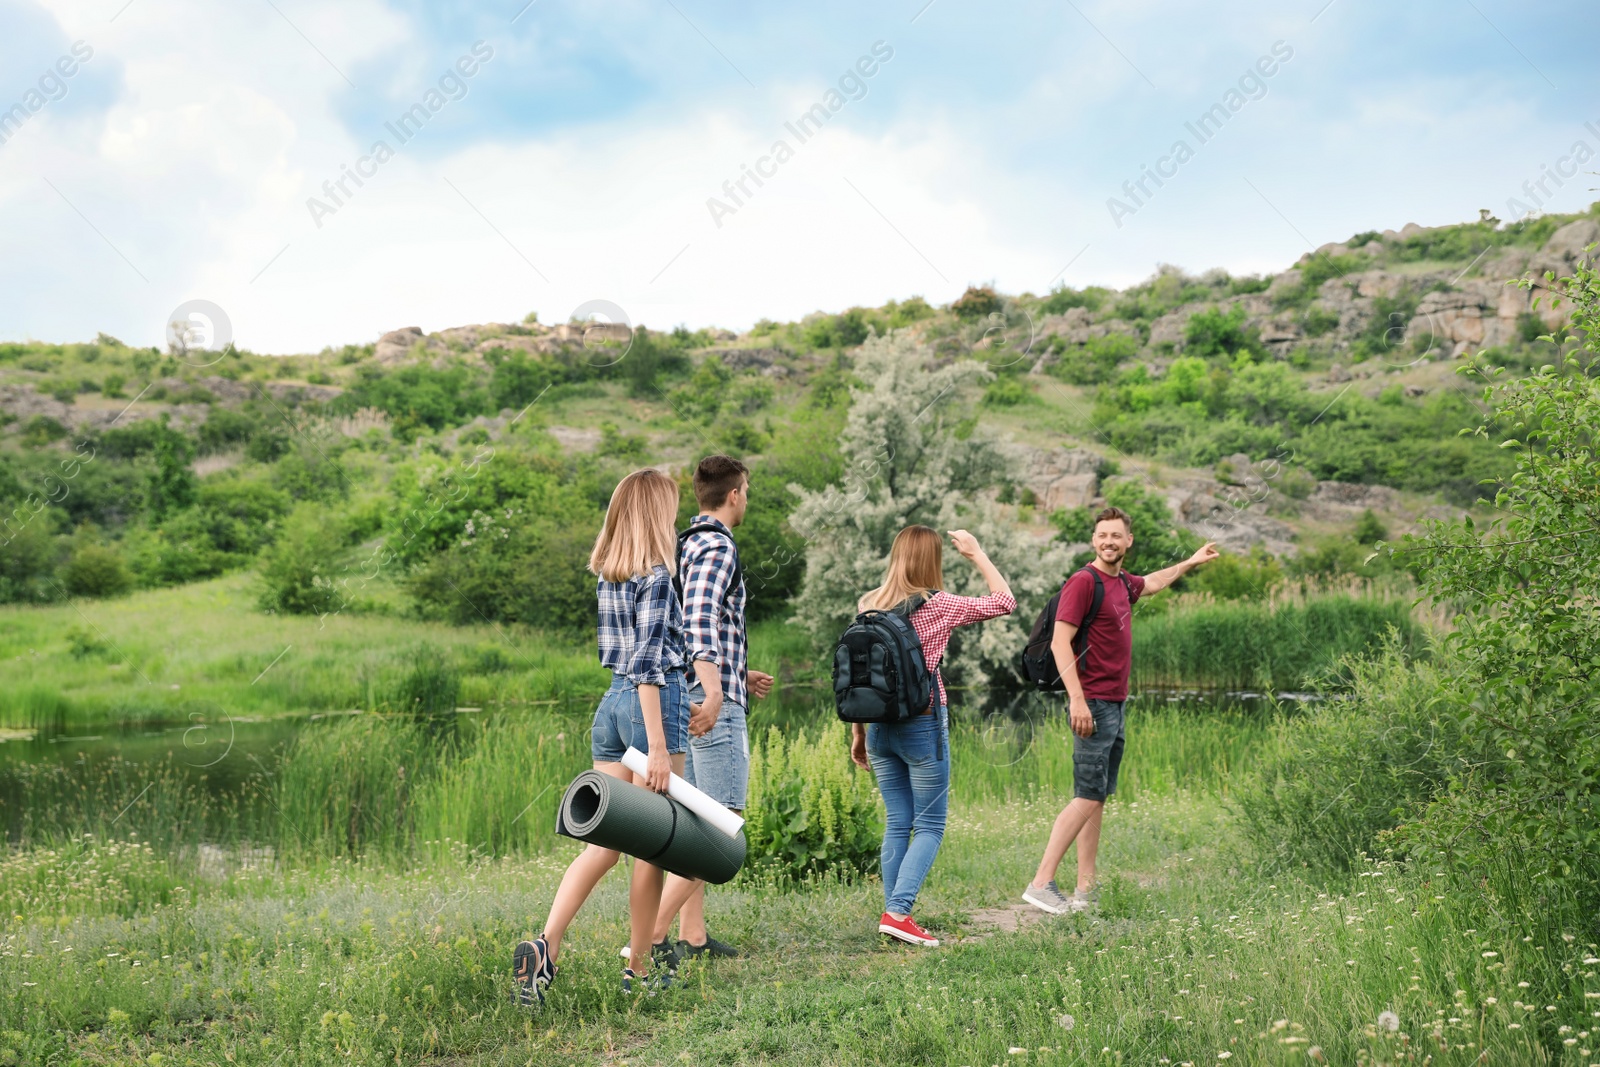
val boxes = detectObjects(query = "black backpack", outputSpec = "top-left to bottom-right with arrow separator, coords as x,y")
832,594 -> 933,724
673,523 -> 743,604
1017,567 -> 1133,691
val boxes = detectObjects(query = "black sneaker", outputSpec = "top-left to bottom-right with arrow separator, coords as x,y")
618,940 -> 682,974
622,967 -> 673,995
512,936 -> 555,1007
677,933 -> 740,959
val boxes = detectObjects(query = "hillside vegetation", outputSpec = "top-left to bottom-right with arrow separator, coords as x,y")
2,205 -> 1595,664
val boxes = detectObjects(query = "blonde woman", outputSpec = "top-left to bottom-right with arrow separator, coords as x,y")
849,526 -> 1014,947
513,468 -> 690,1004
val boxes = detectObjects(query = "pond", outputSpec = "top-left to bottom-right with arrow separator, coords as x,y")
0,685 -> 1319,850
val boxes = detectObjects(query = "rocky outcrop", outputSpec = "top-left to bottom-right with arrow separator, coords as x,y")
1016,447 -> 1101,512
1161,463 -> 1298,557
375,326 -> 426,364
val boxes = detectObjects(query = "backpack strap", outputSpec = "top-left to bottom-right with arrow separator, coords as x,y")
1070,567 -> 1106,670
889,591 -> 930,618
673,523 -> 743,606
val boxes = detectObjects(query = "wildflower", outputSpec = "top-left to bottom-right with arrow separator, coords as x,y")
1056,1015 -> 1075,1031
1508,1023 -> 1522,1030
1483,951 -> 1498,958
1009,1048 -> 1028,1055
1308,1047 -> 1326,1062
1569,1039 -> 1580,1047
1378,1011 -> 1400,1032
1218,1054 -> 1233,1060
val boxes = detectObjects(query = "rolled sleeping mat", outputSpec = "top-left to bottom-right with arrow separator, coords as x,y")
556,770 -> 747,885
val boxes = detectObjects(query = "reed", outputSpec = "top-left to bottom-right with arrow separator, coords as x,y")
1131,591 -> 1424,691
949,698 -> 1278,805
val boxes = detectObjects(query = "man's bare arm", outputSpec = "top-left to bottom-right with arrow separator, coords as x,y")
1141,542 -> 1220,594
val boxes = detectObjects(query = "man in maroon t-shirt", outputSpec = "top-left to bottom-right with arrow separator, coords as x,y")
1022,505 -> 1218,916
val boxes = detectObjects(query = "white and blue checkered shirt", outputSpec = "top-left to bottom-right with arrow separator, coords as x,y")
680,516 -> 747,707
596,564 -> 686,687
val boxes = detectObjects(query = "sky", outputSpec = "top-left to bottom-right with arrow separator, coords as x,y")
1,0 -> 1597,353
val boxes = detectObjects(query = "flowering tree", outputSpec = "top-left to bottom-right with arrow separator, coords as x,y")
787,331 -> 1070,697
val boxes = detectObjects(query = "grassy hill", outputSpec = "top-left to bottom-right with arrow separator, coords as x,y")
2,203 -> 1595,689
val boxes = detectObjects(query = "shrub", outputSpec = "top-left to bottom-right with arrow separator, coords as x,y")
1235,639 -> 1458,873
1390,260 -> 1600,936
60,544 -> 131,597
744,723 -> 881,882
1039,285 -> 1110,315
951,286 -> 1002,321
256,504 -> 348,615
1048,332 -> 1138,385
1185,304 -> 1265,360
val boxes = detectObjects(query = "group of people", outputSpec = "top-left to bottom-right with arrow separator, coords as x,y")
512,454 -> 1220,1004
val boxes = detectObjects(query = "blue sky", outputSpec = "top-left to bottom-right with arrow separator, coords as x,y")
1,0 -> 1596,352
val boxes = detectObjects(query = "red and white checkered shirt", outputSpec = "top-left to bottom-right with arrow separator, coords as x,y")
908,589 -> 1017,709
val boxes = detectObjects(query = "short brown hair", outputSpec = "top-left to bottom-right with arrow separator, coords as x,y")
693,455 -> 749,510
1093,505 -> 1132,535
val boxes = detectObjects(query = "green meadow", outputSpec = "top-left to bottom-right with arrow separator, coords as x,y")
4,748 -> 1596,1066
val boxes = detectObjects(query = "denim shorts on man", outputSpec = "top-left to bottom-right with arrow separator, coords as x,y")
1072,698 -> 1126,802
591,669 -> 689,762
684,679 -> 749,810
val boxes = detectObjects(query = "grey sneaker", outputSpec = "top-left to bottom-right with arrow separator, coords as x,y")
1022,880 -> 1074,915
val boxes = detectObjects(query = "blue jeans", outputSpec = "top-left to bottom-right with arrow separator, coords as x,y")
590,670 -> 690,761
685,680 -> 749,809
865,706 -> 949,916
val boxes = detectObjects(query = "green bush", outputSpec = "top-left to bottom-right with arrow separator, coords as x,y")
744,723 -> 882,882
256,504 -> 349,615
1235,640 -> 1458,873
1039,285 -> 1110,315
60,544 -> 131,598
1185,304 -> 1264,360
950,286 -> 1002,321
1390,262 -> 1600,937
1047,332 -> 1138,385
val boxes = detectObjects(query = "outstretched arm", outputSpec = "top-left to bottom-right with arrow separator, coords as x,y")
1142,542 -> 1221,594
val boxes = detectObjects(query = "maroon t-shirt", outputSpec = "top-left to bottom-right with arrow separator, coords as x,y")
1054,566 -> 1145,701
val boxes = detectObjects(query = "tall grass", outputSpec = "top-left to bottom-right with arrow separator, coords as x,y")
412,712 -> 592,862
0,750 -> 274,850
1132,591 -> 1424,691
950,699 -> 1278,805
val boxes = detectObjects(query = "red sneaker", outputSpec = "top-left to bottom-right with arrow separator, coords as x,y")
878,912 -> 940,947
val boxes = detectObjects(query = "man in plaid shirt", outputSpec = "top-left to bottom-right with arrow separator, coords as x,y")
640,456 -> 772,964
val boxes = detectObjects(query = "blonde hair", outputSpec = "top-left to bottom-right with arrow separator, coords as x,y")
589,468 -> 680,582
859,525 -> 943,611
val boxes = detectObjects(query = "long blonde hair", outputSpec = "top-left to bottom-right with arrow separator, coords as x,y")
589,468 -> 680,582
859,525 -> 943,611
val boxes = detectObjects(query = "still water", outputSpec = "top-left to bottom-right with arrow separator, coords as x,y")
0,686 -> 1315,847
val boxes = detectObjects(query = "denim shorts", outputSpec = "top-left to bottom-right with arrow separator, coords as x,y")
684,679 -> 749,810
1072,698 -> 1126,802
591,670 -> 689,762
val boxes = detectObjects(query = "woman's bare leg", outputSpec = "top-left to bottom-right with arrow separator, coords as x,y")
626,753 -> 684,974
539,761 -> 632,960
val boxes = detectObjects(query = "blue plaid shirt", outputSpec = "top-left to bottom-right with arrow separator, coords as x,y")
596,564 -> 686,687
681,515 -> 747,707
